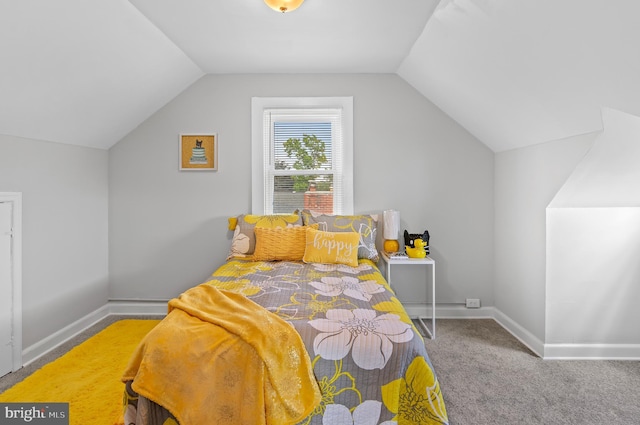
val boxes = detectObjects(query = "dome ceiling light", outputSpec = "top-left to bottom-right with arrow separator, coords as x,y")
264,0 -> 304,13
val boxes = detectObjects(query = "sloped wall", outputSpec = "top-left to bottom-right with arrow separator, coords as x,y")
550,108 -> 640,207
546,108 -> 640,355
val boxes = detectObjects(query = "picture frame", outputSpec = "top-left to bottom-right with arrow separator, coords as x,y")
179,133 -> 218,171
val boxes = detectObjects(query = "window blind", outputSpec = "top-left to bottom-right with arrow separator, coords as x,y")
263,108 -> 343,214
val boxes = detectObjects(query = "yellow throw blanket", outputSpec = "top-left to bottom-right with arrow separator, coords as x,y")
121,284 -> 321,425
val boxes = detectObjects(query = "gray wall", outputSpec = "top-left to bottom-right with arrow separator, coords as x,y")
5,72 -> 635,356
495,111 -> 640,354
494,134 -> 595,343
546,207 -> 640,347
109,74 -> 495,304
545,108 -> 640,349
0,134 -> 108,347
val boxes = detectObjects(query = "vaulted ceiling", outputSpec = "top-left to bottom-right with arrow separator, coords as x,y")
2,0 -> 639,152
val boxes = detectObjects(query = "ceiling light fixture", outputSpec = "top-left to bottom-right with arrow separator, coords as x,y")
264,0 -> 304,13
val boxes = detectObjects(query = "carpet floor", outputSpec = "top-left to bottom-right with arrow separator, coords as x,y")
1,317 -> 638,425
0,318 -> 161,425
423,319 -> 640,425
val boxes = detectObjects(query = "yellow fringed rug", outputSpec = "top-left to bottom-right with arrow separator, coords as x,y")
0,319 -> 160,425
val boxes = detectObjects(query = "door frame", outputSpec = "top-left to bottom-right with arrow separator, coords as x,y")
0,192 -> 22,372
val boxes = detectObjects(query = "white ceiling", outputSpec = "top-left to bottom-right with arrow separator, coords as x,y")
0,0 -> 202,149
129,0 -> 437,73
1,0 -> 639,152
399,0 -> 640,152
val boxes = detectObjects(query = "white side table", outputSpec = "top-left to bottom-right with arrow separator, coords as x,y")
380,251 -> 436,339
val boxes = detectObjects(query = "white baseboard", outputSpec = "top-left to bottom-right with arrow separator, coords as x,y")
404,303 -> 495,319
405,304 -> 545,357
22,304 -> 111,366
107,300 -> 169,316
543,343 -> 640,360
21,300 -> 167,366
492,308 -> 545,358
405,303 -> 640,359
22,300 -> 639,365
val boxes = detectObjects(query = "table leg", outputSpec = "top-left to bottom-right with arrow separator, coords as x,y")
417,262 -> 435,339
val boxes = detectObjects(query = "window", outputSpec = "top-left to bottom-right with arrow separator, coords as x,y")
252,97 -> 353,215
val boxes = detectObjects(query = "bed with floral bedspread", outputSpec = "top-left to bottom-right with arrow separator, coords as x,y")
121,258 -> 448,425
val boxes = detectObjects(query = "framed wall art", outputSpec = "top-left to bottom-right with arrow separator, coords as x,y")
179,133 -> 218,171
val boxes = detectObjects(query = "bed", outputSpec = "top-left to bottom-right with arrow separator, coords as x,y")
120,211 -> 449,425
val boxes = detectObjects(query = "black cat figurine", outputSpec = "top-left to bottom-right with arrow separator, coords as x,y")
404,229 -> 430,254
195,140 -> 203,148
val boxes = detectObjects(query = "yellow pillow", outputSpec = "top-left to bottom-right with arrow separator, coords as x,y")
227,213 -> 303,259
303,226 -> 359,267
253,225 -> 317,261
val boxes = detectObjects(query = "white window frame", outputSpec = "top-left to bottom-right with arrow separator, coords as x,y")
251,97 -> 354,215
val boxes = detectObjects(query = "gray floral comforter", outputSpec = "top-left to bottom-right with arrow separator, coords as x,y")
122,259 -> 448,425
